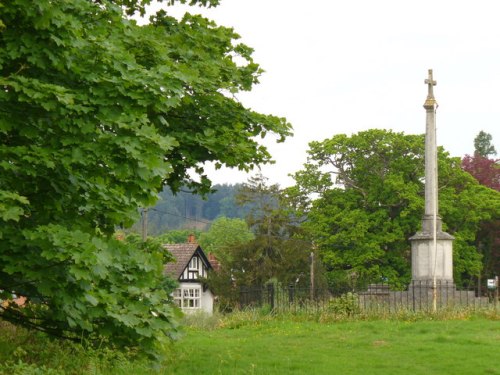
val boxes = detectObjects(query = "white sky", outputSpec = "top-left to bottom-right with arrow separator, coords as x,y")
144,0 -> 500,187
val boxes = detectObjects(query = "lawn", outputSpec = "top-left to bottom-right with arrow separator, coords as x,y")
1,314 -> 499,374
166,317 -> 500,375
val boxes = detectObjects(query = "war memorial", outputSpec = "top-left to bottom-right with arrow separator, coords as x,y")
361,70 -> 483,310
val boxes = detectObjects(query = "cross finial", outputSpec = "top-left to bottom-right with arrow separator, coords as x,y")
425,69 -> 436,99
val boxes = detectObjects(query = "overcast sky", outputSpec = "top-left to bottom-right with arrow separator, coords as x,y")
145,0 -> 500,187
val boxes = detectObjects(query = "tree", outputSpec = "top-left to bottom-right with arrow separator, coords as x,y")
210,174 -> 313,293
204,174 -> 319,311
291,130 -> 500,290
462,132 -> 500,282
133,183 -> 249,234
0,0 -> 291,357
463,131 -> 499,192
473,130 -> 497,158
156,228 -> 203,244
201,183 -> 250,220
198,216 -> 254,264
461,154 -> 500,191
236,173 -> 283,236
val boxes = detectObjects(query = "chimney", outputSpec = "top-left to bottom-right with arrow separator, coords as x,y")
187,233 -> 196,243
208,252 -> 221,272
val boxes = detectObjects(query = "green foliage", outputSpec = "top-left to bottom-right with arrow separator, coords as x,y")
198,216 -> 254,263
238,175 -> 313,282
135,184 -> 251,235
0,0 -> 290,358
437,156 -> 500,285
1,230 -> 179,357
224,236 -> 311,288
0,191 -> 29,223
0,320 -> 161,375
327,292 -> 361,316
291,130 -> 500,289
156,228 -> 203,244
206,175 -> 316,310
473,130 -> 497,157
461,140 -> 500,280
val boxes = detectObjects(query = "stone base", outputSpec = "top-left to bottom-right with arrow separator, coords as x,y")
406,280 -> 474,307
410,227 -> 454,281
359,282 -> 484,311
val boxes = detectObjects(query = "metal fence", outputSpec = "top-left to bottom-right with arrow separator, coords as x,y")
237,281 -> 499,314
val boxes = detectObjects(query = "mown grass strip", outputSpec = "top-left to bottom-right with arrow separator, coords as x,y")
1,309 -> 499,374
167,316 -> 500,375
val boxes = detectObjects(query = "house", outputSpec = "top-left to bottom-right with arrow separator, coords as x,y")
163,235 -> 215,314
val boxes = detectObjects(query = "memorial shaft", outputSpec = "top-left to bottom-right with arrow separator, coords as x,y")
424,69 -> 438,220
410,69 -> 454,284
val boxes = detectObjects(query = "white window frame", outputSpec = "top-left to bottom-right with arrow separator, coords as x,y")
173,287 -> 201,309
188,256 -> 199,271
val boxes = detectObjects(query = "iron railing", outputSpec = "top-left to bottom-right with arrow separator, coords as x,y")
236,281 -> 498,314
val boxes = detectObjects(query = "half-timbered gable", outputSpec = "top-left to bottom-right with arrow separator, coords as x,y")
163,238 -> 215,314
179,248 -> 211,281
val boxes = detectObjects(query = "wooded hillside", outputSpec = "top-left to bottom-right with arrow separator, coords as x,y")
133,183 -> 251,234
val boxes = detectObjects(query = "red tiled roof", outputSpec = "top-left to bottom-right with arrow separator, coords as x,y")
163,243 -> 200,279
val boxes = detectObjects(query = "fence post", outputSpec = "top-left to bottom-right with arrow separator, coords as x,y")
310,251 -> 315,300
239,286 -> 246,308
495,276 -> 499,312
289,283 -> 294,304
267,283 -> 275,311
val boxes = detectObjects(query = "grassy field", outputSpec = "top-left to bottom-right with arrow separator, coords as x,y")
1,311 -> 499,374
167,315 -> 500,375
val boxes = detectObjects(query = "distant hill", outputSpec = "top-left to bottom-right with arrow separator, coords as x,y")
131,183 -> 250,235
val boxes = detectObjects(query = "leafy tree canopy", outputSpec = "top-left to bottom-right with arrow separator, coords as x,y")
155,228 -> 202,244
462,154 -> 500,192
135,183 -> 250,235
207,174 -> 313,306
462,132 -> 500,281
291,129 -> 500,290
198,216 -> 254,264
0,0 -> 291,358
474,130 -> 497,158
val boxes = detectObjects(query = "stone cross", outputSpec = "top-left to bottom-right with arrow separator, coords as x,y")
424,69 -> 437,99
423,69 -> 438,219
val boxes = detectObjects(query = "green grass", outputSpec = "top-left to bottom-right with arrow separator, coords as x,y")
0,320 -> 155,375
1,310 -> 499,374
167,314 -> 500,375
